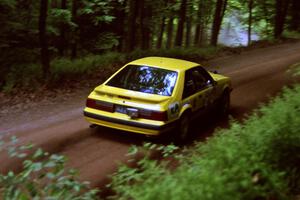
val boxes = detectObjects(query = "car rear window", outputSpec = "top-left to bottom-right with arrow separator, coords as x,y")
106,65 -> 178,96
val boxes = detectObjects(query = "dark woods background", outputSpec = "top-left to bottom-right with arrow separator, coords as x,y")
0,0 -> 300,90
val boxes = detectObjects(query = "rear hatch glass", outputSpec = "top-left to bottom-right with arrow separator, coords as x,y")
106,65 -> 178,96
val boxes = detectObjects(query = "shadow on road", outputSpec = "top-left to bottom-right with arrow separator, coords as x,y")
89,105 -> 246,147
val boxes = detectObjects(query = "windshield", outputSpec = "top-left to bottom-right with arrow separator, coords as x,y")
106,65 -> 178,96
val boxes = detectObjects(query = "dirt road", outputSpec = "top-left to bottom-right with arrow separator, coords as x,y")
1,41 -> 300,190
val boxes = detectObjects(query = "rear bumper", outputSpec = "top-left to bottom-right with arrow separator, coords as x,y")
83,111 -> 176,136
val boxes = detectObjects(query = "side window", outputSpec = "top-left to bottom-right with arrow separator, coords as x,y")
182,69 -> 196,99
197,66 -> 214,86
192,69 -> 207,89
182,66 -> 214,99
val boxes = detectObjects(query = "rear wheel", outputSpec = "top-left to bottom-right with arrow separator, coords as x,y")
89,124 -> 98,128
175,113 -> 190,143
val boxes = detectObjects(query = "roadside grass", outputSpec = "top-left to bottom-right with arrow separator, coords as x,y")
2,38 -> 300,93
49,52 -> 126,82
108,83 -> 300,200
2,39 -> 300,93
2,63 -> 42,93
1,47 -> 219,93
288,63 -> 300,77
283,31 -> 300,39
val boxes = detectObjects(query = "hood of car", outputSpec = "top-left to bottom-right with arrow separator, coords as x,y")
210,72 -> 229,82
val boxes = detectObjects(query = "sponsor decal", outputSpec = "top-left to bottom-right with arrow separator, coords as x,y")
169,102 -> 180,118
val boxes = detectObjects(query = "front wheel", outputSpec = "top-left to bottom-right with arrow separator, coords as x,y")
219,90 -> 230,117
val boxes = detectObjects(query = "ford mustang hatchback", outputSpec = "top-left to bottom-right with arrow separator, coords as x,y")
84,57 -> 232,141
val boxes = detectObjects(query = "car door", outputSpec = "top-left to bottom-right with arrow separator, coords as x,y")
182,66 -> 215,116
197,66 -> 219,108
194,66 -> 217,110
182,68 -> 198,113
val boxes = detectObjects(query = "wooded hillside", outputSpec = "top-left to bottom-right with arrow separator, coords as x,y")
0,0 -> 299,88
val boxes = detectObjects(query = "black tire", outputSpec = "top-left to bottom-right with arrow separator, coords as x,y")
89,124 -> 98,128
175,113 -> 190,143
219,90 -> 230,117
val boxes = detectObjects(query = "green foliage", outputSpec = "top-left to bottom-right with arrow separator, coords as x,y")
50,52 -> 125,81
2,63 -> 42,93
126,46 -> 219,62
282,30 -> 300,39
0,137 -> 99,200
288,63 -> 300,77
80,0 -> 115,25
0,0 -> 39,90
48,8 -> 77,36
226,0 -> 276,39
1,0 -> 299,92
1,46 -> 220,92
93,32 -> 120,51
127,143 -> 179,158
109,83 -> 300,200
108,143 -> 179,199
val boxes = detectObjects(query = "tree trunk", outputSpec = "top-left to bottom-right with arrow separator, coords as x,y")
175,0 -> 187,47
194,0 -> 203,46
185,0 -> 193,47
248,0 -> 253,46
39,0 -> 50,78
140,0 -> 152,50
199,25 -> 205,45
274,0 -> 290,39
185,16 -> 191,47
156,0 -> 169,49
71,0 -> 77,59
290,0 -> 300,31
166,17 -> 174,48
51,0 -> 58,8
157,17 -> 166,49
112,0 -> 127,51
59,0 -> 67,56
210,0 -> 227,46
125,0 -> 138,52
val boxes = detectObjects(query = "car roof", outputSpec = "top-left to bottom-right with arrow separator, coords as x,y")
127,57 -> 200,72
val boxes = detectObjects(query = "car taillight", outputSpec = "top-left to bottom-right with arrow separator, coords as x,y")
86,98 -> 114,112
139,110 -> 168,121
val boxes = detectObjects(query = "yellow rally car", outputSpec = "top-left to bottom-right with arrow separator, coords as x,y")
84,57 -> 231,140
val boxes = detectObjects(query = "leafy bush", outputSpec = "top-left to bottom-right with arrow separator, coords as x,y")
0,48 -> 40,92
0,136 -> 99,200
49,47 -> 218,82
288,63 -> 300,77
109,84 -> 300,200
126,46 -> 219,62
283,31 -> 300,39
50,52 -> 125,81
1,46 -> 219,92
2,63 -> 42,93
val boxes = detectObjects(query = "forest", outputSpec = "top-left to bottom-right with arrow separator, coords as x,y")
0,0 -> 300,91
1,1 -> 300,199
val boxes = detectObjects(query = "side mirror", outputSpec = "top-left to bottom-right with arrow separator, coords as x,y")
209,66 -> 220,74
206,79 -> 217,86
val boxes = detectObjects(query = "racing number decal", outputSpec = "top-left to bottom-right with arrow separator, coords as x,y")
203,93 -> 209,107
206,86 -> 218,105
195,95 -> 203,109
202,95 -> 208,108
169,102 -> 180,119
197,87 -> 213,110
